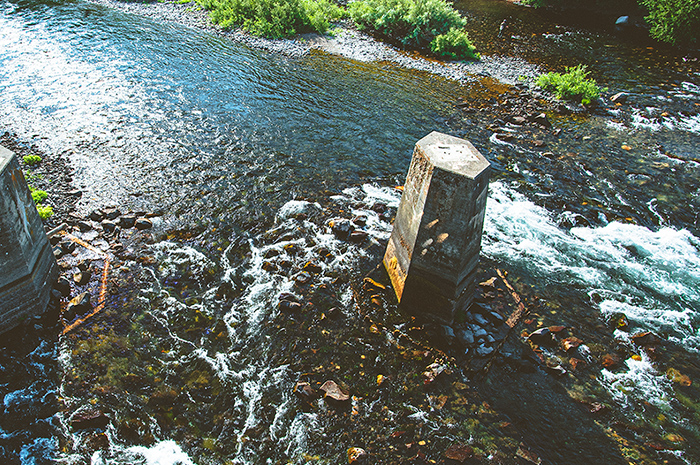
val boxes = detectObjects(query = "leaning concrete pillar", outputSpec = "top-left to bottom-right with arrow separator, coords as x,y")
0,145 -> 58,333
384,132 -> 490,324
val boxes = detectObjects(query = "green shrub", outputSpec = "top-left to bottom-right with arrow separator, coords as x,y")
36,204 -> 54,220
30,187 -> 48,204
23,154 -> 42,166
348,0 -> 477,59
430,27 -> 479,60
197,0 -> 344,37
640,0 -> 700,45
536,65 -> 606,105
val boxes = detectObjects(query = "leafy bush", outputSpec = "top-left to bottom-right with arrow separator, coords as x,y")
197,0 -> 345,37
430,27 -> 479,60
640,0 -> 700,45
23,154 -> 42,166
36,204 -> 54,220
348,0 -> 478,59
536,65 -> 606,105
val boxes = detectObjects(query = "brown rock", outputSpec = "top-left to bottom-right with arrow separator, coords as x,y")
320,380 -> 350,401
349,230 -> 369,243
293,381 -> 317,402
445,443 -> 473,462
347,447 -> 367,464
631,331 -> 662,346
532,113 -> 551,127
134,218 -> 153,230
70,409 -> 110,431
74,270 -> 91,286
303,261 -> 322,273
601,353 -> 620,368
65,292 -> 91,319
561,337 -> 582,351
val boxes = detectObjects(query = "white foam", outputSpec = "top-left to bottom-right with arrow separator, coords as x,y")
600,352 -> 672,411
484,182 -> 700,349
276,200 -> 320,220
118,440 -> 195,465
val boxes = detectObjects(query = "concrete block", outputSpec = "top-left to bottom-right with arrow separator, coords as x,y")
384,132 -> 490,323
0,145 -> 58,333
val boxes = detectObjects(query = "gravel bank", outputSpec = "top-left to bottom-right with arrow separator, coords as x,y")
0,132 -> 79,230
88,0 -> 542,86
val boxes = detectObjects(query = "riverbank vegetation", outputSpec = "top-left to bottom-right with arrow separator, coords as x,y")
196,0 -> 479,59
348,0 -> 478,59
536,65 -> 606,105
26,172 -> 54,220
522,0 -> 699,45
195,0 -> 345,37
640,0 -> 700,45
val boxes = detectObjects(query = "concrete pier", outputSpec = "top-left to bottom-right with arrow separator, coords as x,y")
0,145 -> 57,333
384,132 -> 490,324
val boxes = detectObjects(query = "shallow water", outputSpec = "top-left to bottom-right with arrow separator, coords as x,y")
1,0 -> 700,463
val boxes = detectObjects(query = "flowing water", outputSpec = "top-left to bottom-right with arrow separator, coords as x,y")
1,0 -> 700,463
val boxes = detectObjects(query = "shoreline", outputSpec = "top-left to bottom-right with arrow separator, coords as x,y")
87,0 -> 544,87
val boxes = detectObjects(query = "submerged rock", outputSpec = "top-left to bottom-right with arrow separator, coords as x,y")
65,292 -> 91,320
347,447 -> 367,464
103,207 -> 121,220
329,218 -> 354,240
610,92 -> 628,103
118,214 -> 137,228
528,327 -> 554,346
293,381 -> 317,402
60,240 -> 76,254
279,293 -> 303,312
88,209 -> 104,221
349,230 -> 369,243
532,112 -> 551,127
476,344 -> 494,357
631,331 -> 662,346
70,409 -> 110,431
320,380 -> 350,401
457,328 -> 475,346
134,218 -> 153,230
77,220 -> 92,232
74,270 -> 91,286
101,220 -> 117,234
445,443 -> 473,462
279,300 -> 302,312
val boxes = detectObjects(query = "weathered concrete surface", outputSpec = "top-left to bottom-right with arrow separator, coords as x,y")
0,145 -> 57,333
384,132 -> 490,323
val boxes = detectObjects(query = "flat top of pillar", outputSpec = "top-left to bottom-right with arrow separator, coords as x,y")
417,132 -> 489,177
0,145 -> 14,172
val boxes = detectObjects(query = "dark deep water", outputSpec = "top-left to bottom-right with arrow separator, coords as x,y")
1,0 -> 699,463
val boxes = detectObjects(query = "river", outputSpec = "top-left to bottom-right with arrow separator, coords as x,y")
1,0 -> 699,463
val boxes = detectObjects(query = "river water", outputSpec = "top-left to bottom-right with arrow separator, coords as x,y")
1,0 -> 699,463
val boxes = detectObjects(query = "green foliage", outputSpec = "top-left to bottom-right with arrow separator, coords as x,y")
30,187 -> 48,204
197,0 -> 345,38
640,0 -> 700,45
27,183 -> 52,219
430,27 -> 479,60
36,204 -> 54,220
348,0 -> 478,59
536,65 -> 606,105
23,154 -> 42,166
520,0 -> 548,7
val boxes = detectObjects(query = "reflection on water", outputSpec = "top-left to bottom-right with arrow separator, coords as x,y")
1,0 -> 700,463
